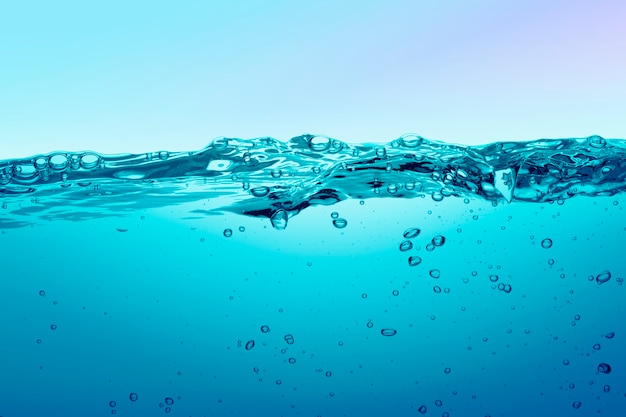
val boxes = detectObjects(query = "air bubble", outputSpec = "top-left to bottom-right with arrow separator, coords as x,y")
270,210 -> 288,230
399,240 -> 413,251
284,334 -> 295,345
164,397 -> 174,405
260,325 -> 270,333
251,186 -> 270,197
245,340 -> 255,350
381,329 -> 397,337
325,371 -> 332,377
223,229 -> 233,237
597,363 -> 611,374
387,184 -> 398,194
80,153 -> 100,169
271,169 -> 282,178
408,256 -> 422,267
49,154 -> 69,170
288,357 -> 296,364
425,243 -> 435,251
603,384 -> 610,393
158,151 -> 169,160
50,324 -> 57,330
541,238 -> 553,249
403,227 -> 421,239
489,275 -> 499,282
572,401 -> 581,409
392,290 -> 399,296
129,393 -> 139,402
39,290 -> 46,297
366,320 -> 374,328
605,332 -> 615,339
429,269 -> 441,279
375,147 -> 386,157
333,218 -> 348,229
309,136 -> 331,151
331,212 -> 339,219
433,286 -> 442,293
418,405 -> 427,414
593,343 -> 601,350
587,135 -> 606,149
432,235 -> 446,246
596,270 -> 611,284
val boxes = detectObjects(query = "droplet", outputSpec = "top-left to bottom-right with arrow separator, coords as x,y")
158,151 -> 169,160
597,363 -> 611,374
541,238 -> 553,249
270,210 -> 288,230
408,256 -> 422,266
596,270 -> 611,284
284,334 -> 295,345
245,340 -> 255,350
399,240 -> 413,251
129,393 -> 139,402
381,329 -> 397,337
223,229 -> 233,238
431,235 -> 446,246
403,227 -> 421,239
333,218 -> 348,229
429,269 -> 441,279
49,153 -> 69,170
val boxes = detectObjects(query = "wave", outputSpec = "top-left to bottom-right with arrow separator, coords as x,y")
1,134 -> 625,229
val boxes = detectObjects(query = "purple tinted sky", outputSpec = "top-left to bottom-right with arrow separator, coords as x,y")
1,0 -> 625,157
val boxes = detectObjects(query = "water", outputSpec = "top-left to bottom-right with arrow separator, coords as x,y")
0,133 -> 625,416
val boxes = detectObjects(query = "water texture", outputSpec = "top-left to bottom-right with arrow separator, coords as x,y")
0,134 -> 625,416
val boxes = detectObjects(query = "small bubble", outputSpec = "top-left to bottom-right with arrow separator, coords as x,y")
253,367 -> 259,373
489,275 -> 499,282
425,243 -> 435,251
245,340 -> 255,350
375,147 -> 386,157
109,400 -> 117,407
444,367 -> 451,374
381,328 -> 397,337
587,135 -> 606,149
603,384 -> 611,393
563,359 -> 570,365
330,212 -> 339,219
50,324 -> 57,330
260,325 -> 270,333
392,290 -> 399,296
574,314 -> 581,321
284,334 -> 295,345
223,228 -> 233,238
271,169 -> 282,178
36,339 -> 42,344
338,341 -> 344,346
39,290 -> 46,297
597,363 -> 611,374
429,269 -> 441,279
325,371 -> 332,377
366,320 -> 374,328
403,227 -> 421,239
408,256 -> 422,266
541,238 -> 553,249
418,405 -> 427,414
275,379 -> 282,385
433,286 -> 442,293
359,200 -> 365,205
164,397 -> 174,405
399,240 -> 413,251
288,357 -> 296,364
596,270 -> 611,285
572,401 -> 582,409
605,332 -> 615,339
332,218 -> 348,229
547,258 -> 555,266
129,393 -> 139,402
361,293 -> 368,299
238,226 -> 245,232
593,343 -> 601,350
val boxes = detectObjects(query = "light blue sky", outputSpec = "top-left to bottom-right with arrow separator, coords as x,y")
1,0 -> 625,158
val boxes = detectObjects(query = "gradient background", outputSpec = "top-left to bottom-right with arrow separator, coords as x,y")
1,0 -> 625,159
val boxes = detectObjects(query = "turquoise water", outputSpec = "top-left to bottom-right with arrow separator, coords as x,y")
1,134 -> 625,416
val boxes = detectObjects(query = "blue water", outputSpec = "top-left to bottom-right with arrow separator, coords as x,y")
1,134 -> 625,416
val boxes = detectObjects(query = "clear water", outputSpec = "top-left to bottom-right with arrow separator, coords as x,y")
1,134 -> 625,416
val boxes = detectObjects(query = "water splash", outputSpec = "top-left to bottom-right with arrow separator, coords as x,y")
1,134 -> 625,229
